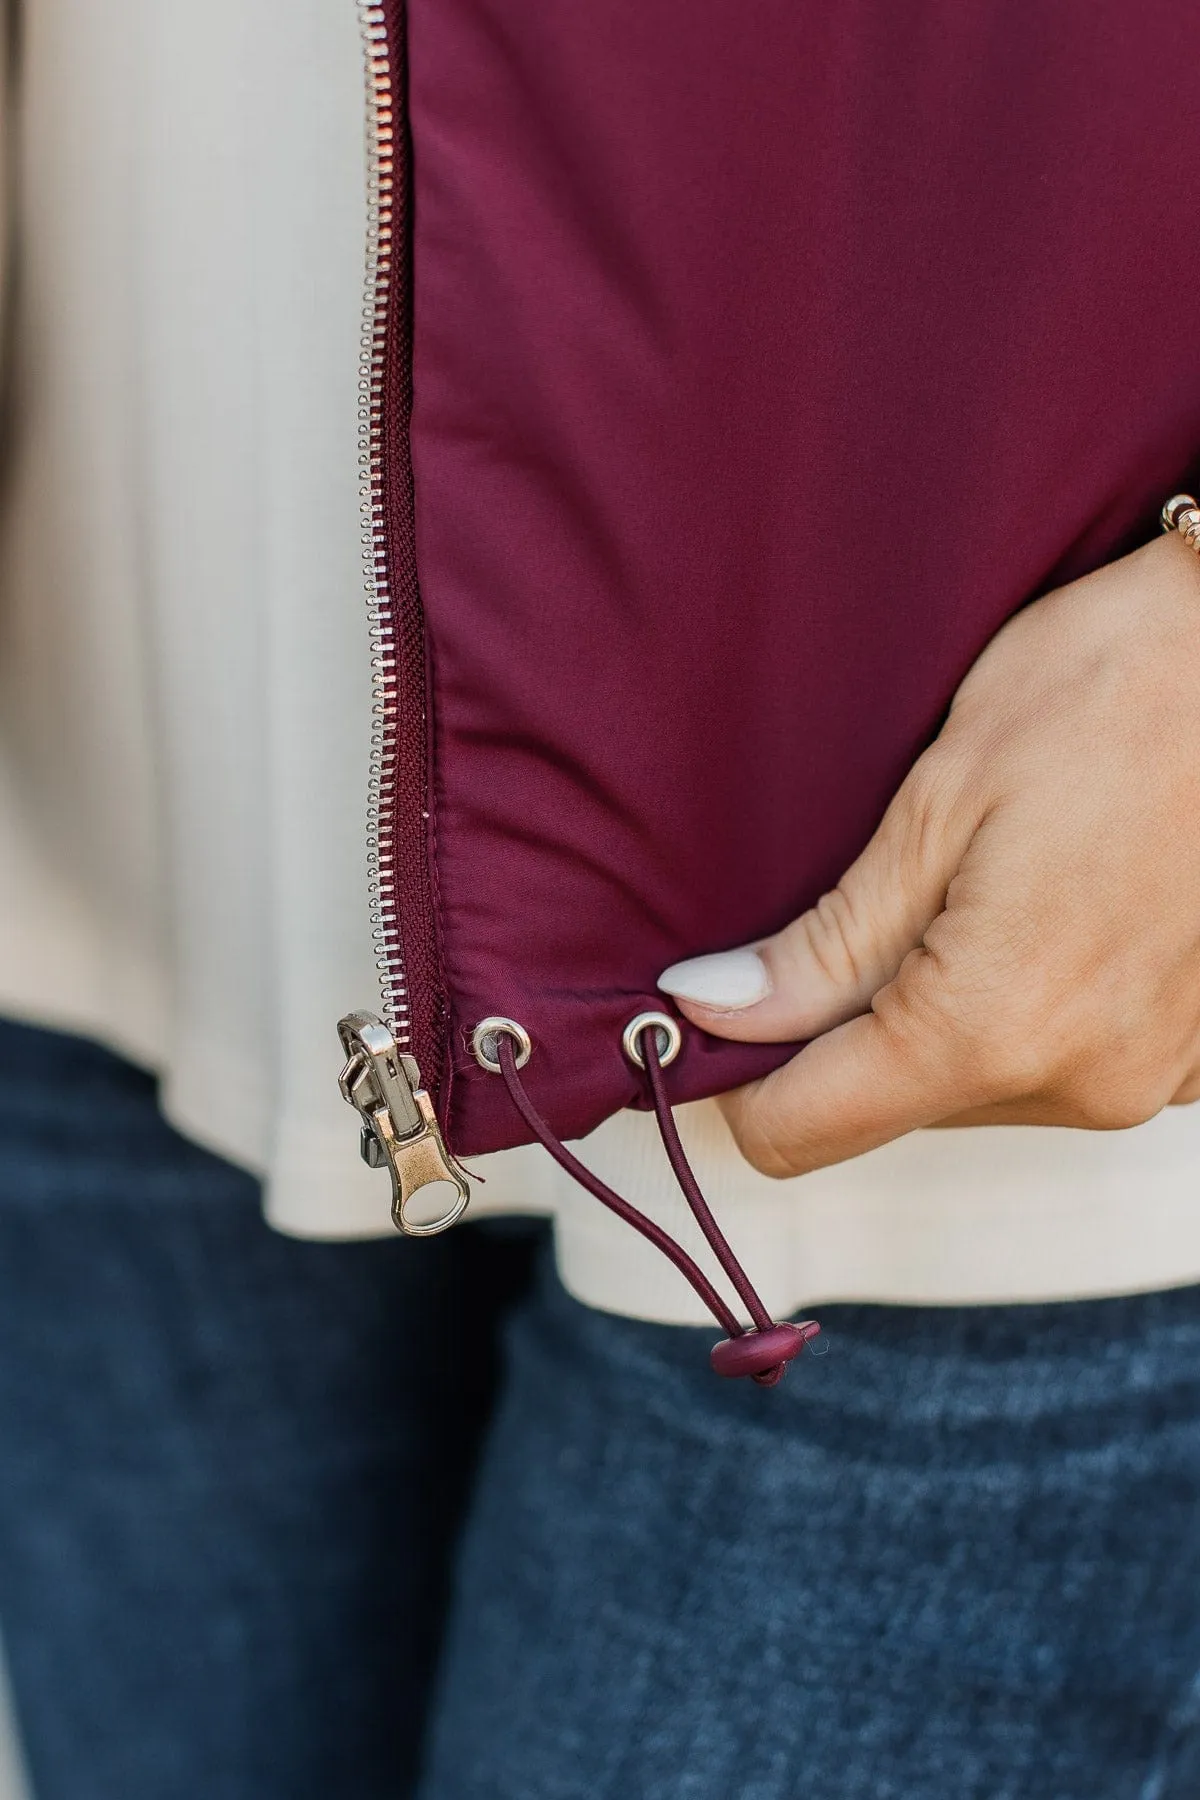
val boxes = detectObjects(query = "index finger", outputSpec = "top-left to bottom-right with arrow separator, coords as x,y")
719,950 -> 985,1177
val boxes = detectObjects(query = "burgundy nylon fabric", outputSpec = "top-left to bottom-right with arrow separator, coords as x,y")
401,0 -> 1200,1155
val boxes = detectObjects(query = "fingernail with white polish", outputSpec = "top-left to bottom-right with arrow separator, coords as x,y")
657,947 -> 771,1011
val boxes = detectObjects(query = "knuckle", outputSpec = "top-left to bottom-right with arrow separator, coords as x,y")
893,745 -> 966,859
1088,1093 -> 1162,1131
974,996 -> 1175,1125
894,752 -> 944,835
1056,1064 -> 1167,1131
872,942 -> 970,1047
870,949 -> 943,1044
798,886 -> 869,991
969,976 -> 1097,1099
874,940 -> 1058,1101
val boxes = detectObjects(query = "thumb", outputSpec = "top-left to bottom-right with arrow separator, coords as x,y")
657,750 -> 974,1043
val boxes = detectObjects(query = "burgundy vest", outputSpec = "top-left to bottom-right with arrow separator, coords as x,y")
374,0 -> 1200,1158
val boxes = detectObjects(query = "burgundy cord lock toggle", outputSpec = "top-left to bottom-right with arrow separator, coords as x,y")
710,1320 -> 822,1385
476,1012 -> 822,1387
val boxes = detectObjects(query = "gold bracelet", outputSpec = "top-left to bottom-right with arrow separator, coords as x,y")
1161,493 -> 1200,553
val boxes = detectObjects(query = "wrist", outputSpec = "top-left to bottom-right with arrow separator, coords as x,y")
1144,525 -> 1200,599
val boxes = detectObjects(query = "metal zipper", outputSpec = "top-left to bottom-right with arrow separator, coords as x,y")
338,1013 -> 469,1234
339,1 -> 468,1233
357,0 -> 406,1043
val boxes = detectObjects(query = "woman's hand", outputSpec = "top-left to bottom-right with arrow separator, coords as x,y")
658,532 -> 1200,1178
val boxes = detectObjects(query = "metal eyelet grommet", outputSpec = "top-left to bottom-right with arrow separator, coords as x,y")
622,1010 -> 683,1070
471,1016 -> 533,1074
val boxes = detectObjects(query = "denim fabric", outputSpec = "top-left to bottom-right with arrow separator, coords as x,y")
419,1267 -> 1200,1800
0,1019 -> 540,1800
3,1017 -> 1200,1800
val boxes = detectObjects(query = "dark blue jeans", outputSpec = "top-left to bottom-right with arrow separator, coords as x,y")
420,1276 -> 1200,1800
1,1020 -> 1199,1799
0,1019 -> 539,1799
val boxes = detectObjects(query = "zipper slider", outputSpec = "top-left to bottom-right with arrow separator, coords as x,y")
337,1012 -> 470,1235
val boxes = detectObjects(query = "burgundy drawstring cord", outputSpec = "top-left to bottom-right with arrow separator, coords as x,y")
639,1031 -> 820,1385
495,1035 -> 742,1338
495,1030 -> 821,1386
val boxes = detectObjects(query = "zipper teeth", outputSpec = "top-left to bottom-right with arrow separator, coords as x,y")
357,2 -> 409,1046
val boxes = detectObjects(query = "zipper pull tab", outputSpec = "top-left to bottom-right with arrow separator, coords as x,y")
337,1012 -> 470,1235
